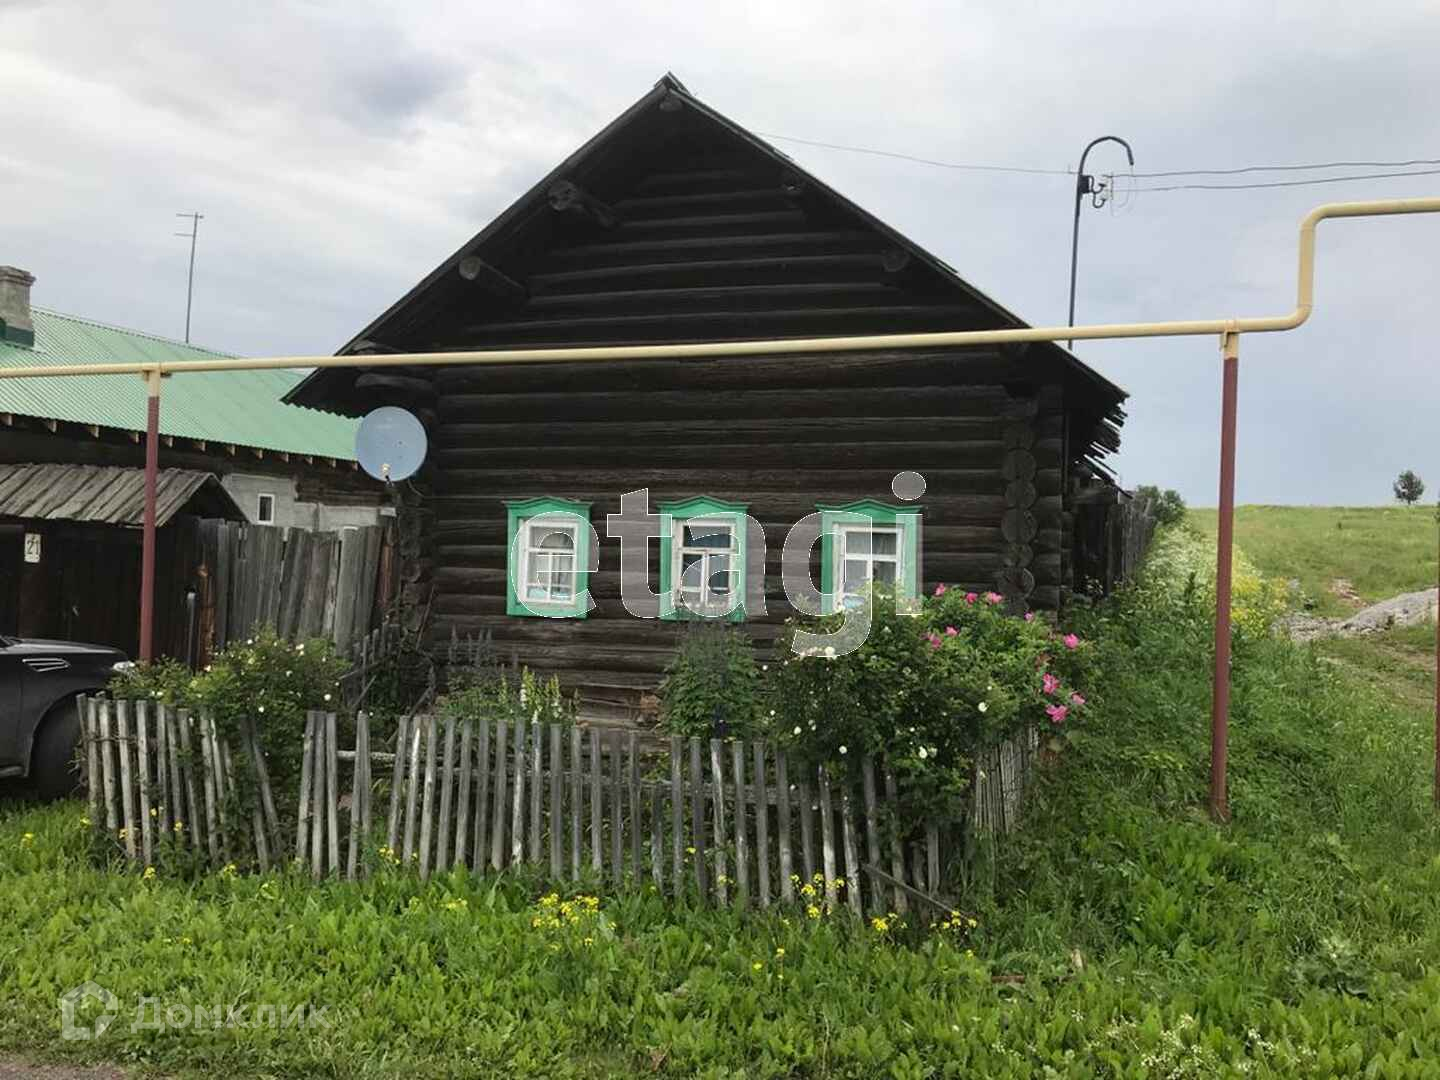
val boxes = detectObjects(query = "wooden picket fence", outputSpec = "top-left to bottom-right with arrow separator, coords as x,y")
81,696 -> 1039,914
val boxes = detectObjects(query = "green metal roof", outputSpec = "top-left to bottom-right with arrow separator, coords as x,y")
0,308 -> 357,459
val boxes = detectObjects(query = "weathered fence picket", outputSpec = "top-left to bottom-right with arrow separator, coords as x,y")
83,698 -> 1040,914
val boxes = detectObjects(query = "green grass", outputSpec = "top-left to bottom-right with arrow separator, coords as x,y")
1189,505 -> 1438,616
4,531 -> 1440,1076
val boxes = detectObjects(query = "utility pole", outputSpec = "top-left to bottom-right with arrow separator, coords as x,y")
1067,137 -> 1134,349
174,211 -> 203,343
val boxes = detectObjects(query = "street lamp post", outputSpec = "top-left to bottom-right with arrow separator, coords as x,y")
1068,136 -> 1135,349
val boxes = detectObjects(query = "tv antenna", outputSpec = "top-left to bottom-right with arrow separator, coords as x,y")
174,211 -> 204,342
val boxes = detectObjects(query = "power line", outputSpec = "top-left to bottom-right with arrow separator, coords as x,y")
755,131 -> 1074,176
758,130 -> 1440,191
1129,167 -> 1440,193
1133,157 -> 1440,179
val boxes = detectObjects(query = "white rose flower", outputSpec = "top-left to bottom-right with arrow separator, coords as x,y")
918,747 -> 928,760
978,702 -> 989,713
838,745 -> 848,755
793,726 -> 802,736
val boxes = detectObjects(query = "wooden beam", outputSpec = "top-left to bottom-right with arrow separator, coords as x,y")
42,418 -> 56,433
350,338 -> 402,355
548,180 -> 619,229
193,439 -> 207,452
163,435 -> 175,448
0,413 -> 11,425
86,424 -> 100,438
456,257 -> 527,302
354,373 -> 437,401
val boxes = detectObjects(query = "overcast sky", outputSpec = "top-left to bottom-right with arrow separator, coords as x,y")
3,0 -> 1437,504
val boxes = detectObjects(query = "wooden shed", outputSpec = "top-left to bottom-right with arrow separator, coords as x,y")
286,74 -> 1129,717
0,464 -> 244,657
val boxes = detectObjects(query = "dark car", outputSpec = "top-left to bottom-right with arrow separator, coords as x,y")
0,635 -> 130,799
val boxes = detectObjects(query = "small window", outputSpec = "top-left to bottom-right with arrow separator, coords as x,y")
835,524 -> 901,607
659,496 -> 749,621
818,500 -> 921,613
521,518 -> 578,605
256,493 -> 275,525
505,497 -> 593,618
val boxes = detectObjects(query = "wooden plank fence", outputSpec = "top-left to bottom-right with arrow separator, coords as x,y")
81,696 -> 1038,911
194,519 -> 393,663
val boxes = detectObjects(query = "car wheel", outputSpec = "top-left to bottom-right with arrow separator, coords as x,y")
30,700 -> 84,801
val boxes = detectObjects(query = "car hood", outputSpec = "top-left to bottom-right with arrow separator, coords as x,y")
5,638 -> 128,661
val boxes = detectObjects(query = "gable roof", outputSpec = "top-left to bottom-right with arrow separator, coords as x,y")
287,74 -> 1125,463
0,308 -> 358,460
0,463 -> 244,526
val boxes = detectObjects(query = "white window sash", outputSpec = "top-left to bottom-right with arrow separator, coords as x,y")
520,517 -> 579,606
673,516 -> 739,614
834,523 -> 903,605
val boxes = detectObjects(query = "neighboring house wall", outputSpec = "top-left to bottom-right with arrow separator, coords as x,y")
221,472 -> 382,531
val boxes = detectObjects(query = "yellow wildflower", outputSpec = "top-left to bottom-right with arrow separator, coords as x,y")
751,961 -> 763,972
806,904 -> 822,919
142,865 -> 157,881
20,832 -> 34,847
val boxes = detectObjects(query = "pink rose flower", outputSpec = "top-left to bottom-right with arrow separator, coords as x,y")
927,633 -> 942,649
1041,672 -> 1061,695
1046,704 -> 1069,724
1070,692 -> 1086,707
984,591 -> 1003,605
1024,612 -> 1035,622
1063,633 -> 1080,650
934,583 -> 947,597
965,592 -> 978,604
945,626 -> 958,637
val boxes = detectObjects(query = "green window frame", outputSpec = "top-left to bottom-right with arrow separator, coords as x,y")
505,497 -> 594,618
658,495 -> 749,622
817,499 -> 922,614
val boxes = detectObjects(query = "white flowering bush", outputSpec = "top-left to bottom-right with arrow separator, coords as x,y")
111,627 -> 348,787
770,586 -> 1092,824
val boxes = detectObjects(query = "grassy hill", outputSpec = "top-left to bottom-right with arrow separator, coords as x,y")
1189,505 -> 1437,616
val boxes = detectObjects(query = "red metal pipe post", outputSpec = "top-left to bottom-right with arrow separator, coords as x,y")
1210,331 -> 1240,823
139,368 -> 161,663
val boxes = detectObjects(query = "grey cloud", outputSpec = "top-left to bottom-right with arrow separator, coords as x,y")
2,0 -> 1437,503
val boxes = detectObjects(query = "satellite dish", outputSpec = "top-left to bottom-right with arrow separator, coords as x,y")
355,407 -> 427,482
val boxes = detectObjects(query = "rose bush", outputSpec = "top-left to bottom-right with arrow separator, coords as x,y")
770,586 -> 1092,823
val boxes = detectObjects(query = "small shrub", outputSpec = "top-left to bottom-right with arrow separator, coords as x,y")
657,623 -> 766,739
1134,484 -> 1187,527
438,666 -> 576,728
107,628 -> 349,787
1392,468 -> 1425,505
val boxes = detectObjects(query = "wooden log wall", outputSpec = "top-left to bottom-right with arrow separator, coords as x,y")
415,349 -> 1085,699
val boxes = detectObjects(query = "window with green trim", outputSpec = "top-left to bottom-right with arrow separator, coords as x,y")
817,499 -> 921,612
658,496 -> 748,621
505,497 -> 593,618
